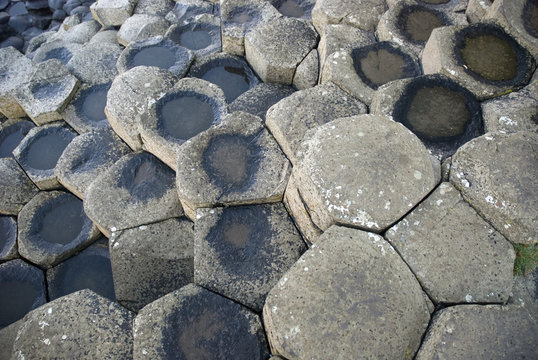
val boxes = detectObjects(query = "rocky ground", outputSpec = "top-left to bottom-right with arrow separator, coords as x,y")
0,0 -> 537,359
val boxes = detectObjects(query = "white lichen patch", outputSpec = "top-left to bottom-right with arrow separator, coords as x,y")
414,170 -> 422,180
465,294 -> 473,303
499,116 -> 517,126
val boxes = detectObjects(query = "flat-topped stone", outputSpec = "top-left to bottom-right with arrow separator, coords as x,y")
0,119 -> 34,159
0,47 -> 33,118
12,289 -> 134,359
0,158 -> 39,215
312,0 -> 388,33
61,82 -> 111,133
55,128 -> 131,199
31,40 -> 82,65
110,217 -> 194,312
0,217 -> 17,261
176,112 -> 291,220
56,20 -> 102,44
84,151 -> 183,237
165,14 -> 221,58
270,0 -> 315,20
134,284 -> 269,359
245,16 -> 318,85
134,0 -> 175,17
264,225 -> 431,359
90,0 -> 137,27
266,83 -> 367,165
194,203 -> 306,311
230,83 -> 295,121
450,131 -> 537,244
66,42 -> 122,85
89,29 -> 120,44
116,14 -> 170,46
17,190 -> 100,268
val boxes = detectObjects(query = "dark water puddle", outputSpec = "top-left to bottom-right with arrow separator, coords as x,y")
42,47 -> 73,65
229,7 -> 257,24
31,81 -> 65,100
0,217 -> 16,254
177,30 -> 213,50
39,196 -> 85,245
202,65 -> 251,102
24,131 -> 72,170
129,46 -> 176,69
0,120 -> 34,158
275,0 -> 304,18
419,0 -> 450,4
523,0 -> 538,38
398,5 -> 446,43
74,83 -> 110,123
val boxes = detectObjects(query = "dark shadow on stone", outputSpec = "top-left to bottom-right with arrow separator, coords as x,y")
18,127 -> 75,171
418,0 -> 450,4
230,83 -> 296,121
31,80 -> 65,101
523,0 -> 538,38
0,217 -> 16,259
0,120 -> 34,158
396,4 -> 449,44
42,47 -> 73,65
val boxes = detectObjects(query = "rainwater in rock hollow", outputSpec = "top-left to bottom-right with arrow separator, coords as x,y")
42,47 -> 73,64
276,0 -> 304,18
39,197 -> 85,245
130,46 -> 176,69
159,95 -> 215,140
400,7 -> 445,43
523,0 -> 538,37
78,85 -> 109,123
230,8 -> 256,24
202,66 -> 251,102
25,132 -> 72,170
0,121 -> 33,157
178,30 -> 213,50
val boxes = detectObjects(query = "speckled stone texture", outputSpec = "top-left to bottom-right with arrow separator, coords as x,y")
0,158 -> 39,215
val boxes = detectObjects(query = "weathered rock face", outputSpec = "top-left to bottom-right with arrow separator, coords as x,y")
312,0 -> 388,33
0,216 -> 17,261
165,14 -> 222,58
0,158 -> 39,215
90,0 -> 137,27
0,47 -> 34,118
264,225 -> 431,360
230,83 -> 296,121
116,14 -> 170,46
66,42 -> 122,85
0,119 -> 34,159
450,131 -> 538,244
60,82 -> 112,133
133,284 -> 269,359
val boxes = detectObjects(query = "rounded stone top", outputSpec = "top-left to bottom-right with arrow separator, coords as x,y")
165,14 -> 222,58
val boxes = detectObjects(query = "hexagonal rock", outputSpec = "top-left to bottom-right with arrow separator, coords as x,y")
376,1 -> 467,57
293,49 -> 319,90
0,119 -> 35,158
30,40 -> 83,65
90,0 -> 137,27
134,284 -> 269,359
422,23 -> 536,100
0,47 -> 33,118
266,83 -> 367,165
66,42 -> 123,85
61,82 -> 112,133
13,122 -> 77,190
105,66 -> 178,151
12,290 -> 134,360
176,112 -> 291,220
165,14 -> 222,58
264,225 -> 431,359
370,74 -> 483,159
0,259 -> 46,329
134,0 -> 175,16
55,128 -> 132,199
321,42 -> 422,105
15,60 -> 80,125
0,217 -> 17,261
245,17 -> 318,85
0,158 -> 39,215
450,132 -> 538,244
312,0 -> 388,33
230,83 -> 296,121
56,20 -> 102,45
415,305 -> 538,359
17,191 -> 100,268
84,151 -> 184,237
466,0 -> 493,23
109,218 -> 194,312
286,114 -> 440,241
386,182 -> 516,304
116,14 -> 170,46
220,0 -> 280,56
194,203 -> 306,312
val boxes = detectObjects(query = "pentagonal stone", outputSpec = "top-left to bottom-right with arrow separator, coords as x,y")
0,216 -> 17,261
245,17 -> 318,85
139,77 -> 227,169
287,115 -> 439,242
0,119 -> 34,158
188,52 -> 260,103
12,289 -> 134,359
31,40 -> 82,64
312,0 -> 388,33
60,82 -> 111,133
116,14 -> 170,46
321,42 -> 422,105
194,203 -> 306,311
134,284 -> 269,359
13,122 -> 77,190
0,259 -> 46,329
466,0 -> 493,23
55,128 -> 131,199
176,111 -> 291,220
66,42 -> 122,84
415,305 -> 537,359
134,0 -> 175,17
106,66 -> 178,151
266,83 -> 366,165
89,29 -> 120,44
230,83 -> 296,121
110,217 -> 194,312
0,158 -> 39,215
450,132 -> 538,244
386,182 -> 516,304
18,191 -> 100,268
422,23 -> 536,100
84,151 -> 183,237
0,47 -> 33,118
165,0 -> 215,25
220,0 -> 280,56
165,14 -> 222,58
90,0 -> 137,27
293,49 -> 318,90
264,225 -> 431,359
370,74 -> 483,159
270,0 -> 315,20
377,1 -> 467,57
15,59 -> 79,125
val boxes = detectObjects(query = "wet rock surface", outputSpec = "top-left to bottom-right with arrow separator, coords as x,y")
0,216 -> 17,261
0,158 -> 39,215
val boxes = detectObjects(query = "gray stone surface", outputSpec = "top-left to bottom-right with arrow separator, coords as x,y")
509,268 -> 538,316
116,14 -> 170,46
134,284 -> 269,360
134,0 -> 175,16
84,151 -> 183,237
110,217 -> 194,312
12,289 -> 134,360
165,14 -> 222,58
0,319 -> 22,360
194,203 -> 306,311
0,216 -> 17,261
415,305 -> 538,359
245,16 -> 318,85
89,29 -> 120,44
165,0 -> 216,25
0,158 -> 39,215
266,83 -> 367,165
292,49 -> 319,90
466,0 -> 492,23
386,182 -> 515,304
0,47 -> 34,119
66,41 -> 123,85
286,114 -> 439,242
450,131 -> 538,244
230,83 -> 295,121
312,0 -> 388,33
55,128 -> 132,199
105,66 -> 178,151
90,0 -> 137,27
60,82 -> 112,133
57,20 -> 102,44
270,0 -> 315,20
31,40 -> 83,65
176,112 -> 291,220
264,225 -> 431,360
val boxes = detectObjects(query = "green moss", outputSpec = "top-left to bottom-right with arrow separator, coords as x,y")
513,243 -> 538,276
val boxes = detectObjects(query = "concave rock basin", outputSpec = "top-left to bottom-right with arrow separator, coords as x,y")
130,46 -> 176,69
0,120 -> 34,158
397,4 -> 448,43
74,83 -> 109,124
